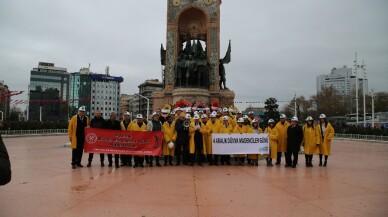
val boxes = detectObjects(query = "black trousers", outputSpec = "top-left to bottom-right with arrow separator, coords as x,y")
277,152 -> 286,163
220,155 -> 230,163
120,155 -> 132,165
71,136 -> 84,165
286,146 -> 299,166
88,153 -> 105,162
149,156 -> 160,163
182,143 -> 189,163
107,154 -> 119,165
134,156 -> 144,166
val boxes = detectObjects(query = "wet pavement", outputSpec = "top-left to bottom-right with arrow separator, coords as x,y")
0,136 -> 387,217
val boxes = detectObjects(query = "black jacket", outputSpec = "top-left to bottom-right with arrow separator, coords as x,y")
104,119 -> 121,130
0,135 -> 11,185
287,125 -> 304,151
90,117 -> 105,129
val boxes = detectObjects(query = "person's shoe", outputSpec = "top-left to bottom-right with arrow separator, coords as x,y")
319,161 -> 322,167
226,161 -> 231,165
310,163 -> 313,167
183,162 -> 189,166
198,163 -> 203,166
292,165 -> 296,168
128,162 -> 132,166
108,163 -> 113,167
275,161 -> 280,165
156,162 -> 162,167
214,162 -> 219,166
164,161 -> 168,166
72,164 -> 76,169
140,164 -> 144,168
268,162 -> 273,167
77,164 -> 84,168
323,161 -> 327,167
120,163 -> 127,167
149,162 -> 153,167
285,164 -> 291,168
100,162 -> 105,167
87,162 -> 91,167
115,164 -> 120,168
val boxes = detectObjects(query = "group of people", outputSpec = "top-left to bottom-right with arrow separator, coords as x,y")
68,106 -> 335,169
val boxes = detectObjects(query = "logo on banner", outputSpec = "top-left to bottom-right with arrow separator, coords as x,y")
86,133 -> 98,144
259,146 -> 269,152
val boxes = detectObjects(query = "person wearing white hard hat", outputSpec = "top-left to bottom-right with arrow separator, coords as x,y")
275,114 -> 290,165
146,112 -> 163,167
205,112 -> 220,165
174,108 -> 182,120
118,112 -> 133,167
68,106 -> 90,169
302,116 -> 319,167
218,116 -> 233,165
316,114 -> 335,167
86,110 -> 106,168
248,111 -> 255,124
285,117 -> 304,168
233,118 -> 253,165
200,114 -> 209,163
264,119 -> 279,167
162,115 -> 176,166
175,113 -> 190,165
132,114 -> 147,168
188,114 -> 206,166
231,111 -> 242,129
248,119 -> 262,166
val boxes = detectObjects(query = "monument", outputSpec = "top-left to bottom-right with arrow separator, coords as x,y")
153,0 -> 235,111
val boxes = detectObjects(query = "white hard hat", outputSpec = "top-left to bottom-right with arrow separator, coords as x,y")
168,141 -> 174,149
185,114 -> 191,119
209,113 -> 217,118
243,115 -> 248,119
248,111 -> 254,115
319,114 -> 327,119
305,116 -> 313,121
136,114 -> 143,119
291,116 -> 298,122
170,111 -> 176,115
268,119 -> 275,124
78,106 -> 86,111
237,111 -> 242,114
152,112 -> 159,116
161,109 -> 170,113
237,118 -> 244,123
201,114 -> 207,119
280,114 -> 286,119
222,107 -> 228,112
223,116 -> 229,121
194,111 -> 199,115
193,114 -> 200,120
211,111 -> 217,116
198,110 -> 204,113
186,108 -> 191,113
124,111 -> 130,116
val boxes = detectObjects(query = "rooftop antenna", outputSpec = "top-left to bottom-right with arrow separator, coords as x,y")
105,66 -> 110,75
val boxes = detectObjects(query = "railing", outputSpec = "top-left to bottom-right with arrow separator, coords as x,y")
0,129 -> 68,135
335,133 -> 388,142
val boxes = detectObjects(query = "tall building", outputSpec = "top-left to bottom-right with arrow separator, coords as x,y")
0,80 -> 10,120
70,67 -> 123,120
138,79 -> 163,118
28,62 -> 69,121
316,65 -> 368,96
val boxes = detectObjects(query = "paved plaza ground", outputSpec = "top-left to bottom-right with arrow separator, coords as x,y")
0,135 -> 387,217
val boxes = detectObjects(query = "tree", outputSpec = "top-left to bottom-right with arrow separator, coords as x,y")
312,86 -> 347,117
374,91 -> 388,113
283,95 -> 315,120
264,97 -> 280,122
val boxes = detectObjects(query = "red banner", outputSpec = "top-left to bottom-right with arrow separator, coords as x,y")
84,128 -> 163,156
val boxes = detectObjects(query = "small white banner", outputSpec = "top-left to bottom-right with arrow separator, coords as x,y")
212,133 -> 269,155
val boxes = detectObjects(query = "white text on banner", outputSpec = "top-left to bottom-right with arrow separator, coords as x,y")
212,133 -> 269,155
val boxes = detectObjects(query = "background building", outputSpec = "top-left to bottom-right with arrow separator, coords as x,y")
0,81 -> 10,120
28,62 -> 69,121
138,79 -> 163,117
70,67 -> 124,120
120,94 -> 139,119
317,65 -> 368,96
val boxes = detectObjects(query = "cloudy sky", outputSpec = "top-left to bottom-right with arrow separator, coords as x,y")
1,0 -> 387,110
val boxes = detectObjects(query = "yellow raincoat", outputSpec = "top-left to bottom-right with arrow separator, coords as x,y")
275,121 -> 290,152
302,124 -> 319,155
316,123 -> 335,155
162,121 -> 177,156
68,115 -> 90,149
189,122 -> 206,154
264,126 -> 279,159
205,120 -> 220,154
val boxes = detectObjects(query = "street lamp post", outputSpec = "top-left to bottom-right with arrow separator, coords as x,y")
354,52 -> 359,125
361,60 -> 366,127
135,93 -> 149,120
371,90 -> 375,128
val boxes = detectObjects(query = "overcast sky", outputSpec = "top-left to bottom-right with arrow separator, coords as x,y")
1,0 -> 387,111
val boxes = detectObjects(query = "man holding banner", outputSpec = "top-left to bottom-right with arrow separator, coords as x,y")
218,116 -> 233,165
286,117 -> 304,168
132,114 -> 147,168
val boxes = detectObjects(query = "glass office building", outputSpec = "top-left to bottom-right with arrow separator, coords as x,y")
28,62 -> 69,121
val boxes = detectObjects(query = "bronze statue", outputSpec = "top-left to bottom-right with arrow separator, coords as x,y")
219,40 -> 231,90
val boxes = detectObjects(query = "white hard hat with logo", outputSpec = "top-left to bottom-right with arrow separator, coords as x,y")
280,114 -> 286,119
268,119 -> 275,124
291,116 -> 298,122
136,114 -> 143,119
305,116 -> 313,121
237,118 -> 244,123
185,114 -> 191,119
319,114 -> 327,119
